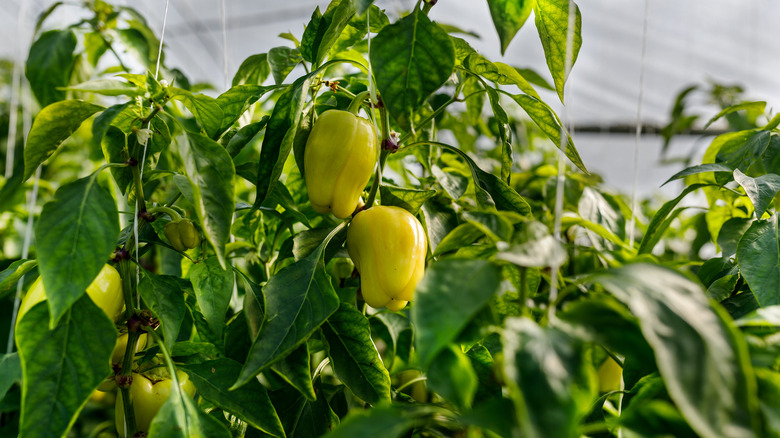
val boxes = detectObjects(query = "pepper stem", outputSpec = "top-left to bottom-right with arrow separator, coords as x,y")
147,206 -> 183,221
347,90 -> 371,115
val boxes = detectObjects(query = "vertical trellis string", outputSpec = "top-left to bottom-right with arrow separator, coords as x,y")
548,0 -> 578,321
134,0 -> 171,308
628,0 -> 650,249
220,0 -> 229,90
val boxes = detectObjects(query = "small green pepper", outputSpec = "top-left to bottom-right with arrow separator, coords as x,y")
164,219 -> 200,252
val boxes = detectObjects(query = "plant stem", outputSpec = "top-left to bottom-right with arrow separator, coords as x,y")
117,261 -> 139,437
347,90 -> 371,114
146,206 -> 182,221
398,81 -> 468,145
518,267 -> 528,316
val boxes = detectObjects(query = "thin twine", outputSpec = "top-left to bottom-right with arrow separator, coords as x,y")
4,0 -> 29,179
628,0 -> 650,249
220,0 -> 229,90
134,0 -> 171,308
366,7 -> 381,159
548,0 -> 578,321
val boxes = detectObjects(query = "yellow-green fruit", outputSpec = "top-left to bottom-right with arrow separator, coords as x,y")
304,109 -> 377,219
115,370 -> 196,435
97,332 -> 149,392
17,264 -> 124,326
597,356 -> 623,392
164,219 -> 200,252
347,205 -> 427,310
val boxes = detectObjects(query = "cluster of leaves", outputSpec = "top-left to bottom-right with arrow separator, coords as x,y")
1,0 -> 780,438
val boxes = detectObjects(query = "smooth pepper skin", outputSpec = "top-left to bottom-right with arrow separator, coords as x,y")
304,109 -> 377,219
16,263 -> 124,326
164,219 -> 200,252
115,370 -> 196,434
347,205 -> 427,310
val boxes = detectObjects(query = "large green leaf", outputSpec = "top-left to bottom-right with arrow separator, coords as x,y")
593,264 -> 759,438
254,76 -> 311,207
426,345 -> 478,409
502,318 -> 595,438
182,358 -> 284,437
534,0 -> 582,102
189,257 -> 234,346
301,0 -> 359,66
147,376 -> 231,438
24,100 -> 104,179
733,169 -> 780,219
639,184 -> 707,254
184,132 -> 236,268
232,53 -> 270,86
412,259 -> 502,367
0,353 -> 21,402
16,297 -> 116,438
139,273 -> 187,350
322,303 -> 391,404
215,84 -> 274,139
487,0 -> 533,54
379,185 -> 436,215
370,9 -> 455,129
271,378 -> 340,437
171,89 -> 223,139
25,29 -> 77,106
268,46 -> 303,84
35,172 -> 119,327
737,214 -> 780,306
0,259 -> 37,299
233,228 -> 341,388
270,343 -> 316,401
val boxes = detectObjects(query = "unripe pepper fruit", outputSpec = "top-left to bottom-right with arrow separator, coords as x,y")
164,218 -> 200,252
304,109 -> 378,219
115,370 -> 196,435
16,263 -> 124,326
346,205 -> 427,310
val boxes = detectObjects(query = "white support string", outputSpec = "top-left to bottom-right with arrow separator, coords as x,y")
134,0 -> 171,308
4,0 -> 29,179
220,0 -> 229,90
628,0 -> 650,249
548,0 -> 578,321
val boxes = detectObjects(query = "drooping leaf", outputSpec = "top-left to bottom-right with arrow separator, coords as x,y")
215,84 -> 274,139
592,264 -> 760,438
268,46 -> 303,85
232,53 -> 270,86
412,259 -> 502,367
737,214 -> 780,306
370,9 -> 455,129
639,184 -> 708,254
182,358 -> 284,437
184,132 -> 236,268
534,0 -> 582,102
733,169 -> 780,219
322,303 -> 391,404
35,172 -> 119,327
16,297 -> 116,438
25,29 -> 77,107
0,260 -> 37,299
189,257 -> 234,346
502,318 -> 595,438
487,0 -> 533,55
704,101 -> 767,129
24,100 -> 104,179
234,228 -> 342,388
270,343 -> 316,401
661,163 -> 734,186
139,273 -> 187,350
379,185 -> 436,215
171,88 -> 224,139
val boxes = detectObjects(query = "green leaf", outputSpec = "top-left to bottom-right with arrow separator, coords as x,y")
487,0 -> 533,55
184,132 -> 236,268
232,53 -> 270,86
326,405 -> 418,438
496,220 -> 567,267
502,318 -> 595,438
432,223 -> 483,257
215,84 -> 274,139
426,346 -> 478,409
370,9 -> 455,129
301,0 -> 359,67
34,172 -> 119,327
182,358 -> 284,437
189,257 -> 234,346
25,29 -> 77,106
463,210 -> 515,242
661,163 -> 734,186
62,79 -> 143,97
704,101 -> 767,129
226,117 -> 268,158
412,259 -> 502,367
234,229 -> 342,388
578,187 -> 626,241
147,379 -> 231,438
0,260 -> 37,299
268,46 -> 303,85
420,198 -> 458,253
270,343 -> 316,401
114,28 -> 151,65
432,164 -> 468,201
271,378 -> 339,437
0,353 -> 21,402
357,0 -> 376,14
322,303 -> 391,404
512,93 -> 586,173
737,214 -> 780,306
171,89 -> 224,139
92,101 -> 131,155
733,169 -> 780,219
255,76 -> 312,207
639,184 -> 707,254
755,369 -> 780,438
534,0 -> 582,102
16,296 -> 116,438
139,273 -> 187,350
24,100 -> 104,179
379,185 -> 436,215
592,263 -> 760,438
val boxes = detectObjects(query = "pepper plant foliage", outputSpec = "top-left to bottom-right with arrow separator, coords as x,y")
1,0 -> 780,437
